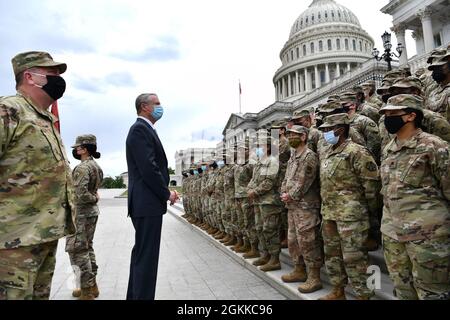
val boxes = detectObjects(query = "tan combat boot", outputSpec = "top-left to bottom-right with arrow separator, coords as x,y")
281,264 -> 307,283
298,267 -> 323,293
231,237 -> 243,252
72,288 -> 81,298
252,253 -> 270,266
243,243 -> 260,259
260,255 -> 281,272
318,286 -> 346,300
220,234 -> 231,243
236,239 -> 251,253
213,231 -> 224,239
91,280 -> 100,298
79,287 -> 95,300
224,235 -> 237,246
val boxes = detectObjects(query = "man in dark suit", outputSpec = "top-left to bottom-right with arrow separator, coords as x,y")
125,93 -> 178,300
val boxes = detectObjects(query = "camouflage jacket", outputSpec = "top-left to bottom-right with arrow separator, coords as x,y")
277,136 -> 292,191
214,167 -> 225,201
320,139 -> 381,221
73,157 -> 103,217
380,129 -> 450,242
234,162 -> 254,198
200,173 -> 209,196
281,147 -> 320,210
366,94 -> 383,109
307,127 -> 321,153
349,113 -> 381,160
223,165 -> 236,201
317,127 -> 366,159
425,83 -> 450,117
0,94 -> 76,249
247,156 -> 283,206
358,102 -> 380,124
206,169 -> 217,197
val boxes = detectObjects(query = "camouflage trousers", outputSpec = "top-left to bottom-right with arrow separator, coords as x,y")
287,208 -> 323,269
194,197 -> 202,221
219,200 -> 232,235
383,234 -> 450,300
280,207 -> 288,235
255,204 -> 283,256
236,198 -> 257,244
234,198 -> 246,238
213,199 -> 225,232
202,198 -> 211,226
322,219 -> 374,298
0,240 -> 58,300
225,198 -> 237,236
65,216 -> 99,289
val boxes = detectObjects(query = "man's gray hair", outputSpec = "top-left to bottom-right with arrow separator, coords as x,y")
135,93 -> 157,114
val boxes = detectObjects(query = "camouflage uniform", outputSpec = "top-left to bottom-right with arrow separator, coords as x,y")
361,80 -> 383,109
380,95 -> 450,300
214,165 -> 227,233
66,135 -> 103,290
281,127 -> 322,271
425,52 -> 450,116
224,164 -> 237,236
234,161 -> 256,245
319,113 -> 380,299
207,166 -> 219,230
276,133 -> 291,245
0,52 -> 75,300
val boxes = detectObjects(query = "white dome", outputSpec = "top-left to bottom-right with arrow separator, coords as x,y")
290,0 -> 361,38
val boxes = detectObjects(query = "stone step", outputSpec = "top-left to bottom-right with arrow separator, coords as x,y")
167,205 -> 396,300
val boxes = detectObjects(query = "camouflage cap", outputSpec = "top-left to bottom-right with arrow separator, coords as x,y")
320,101 -> 343,113
291,109 -> 311,120
287,125 -> 309,135
71,134 -> 97,148
327,95 -> 340,103
11,51 -> 67,76
361,80 -> 376,88
428,53 -> 450,70
426,48 -> 447,64
389,76 -> 423,92
318,113 -> 350,130
270,119 -> 286,129
352,85 -> 363,93
379,94 -> 424,114
339,91 -> 357,104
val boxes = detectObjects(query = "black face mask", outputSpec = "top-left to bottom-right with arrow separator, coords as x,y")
72,149 -> 81,160
382,94 -> 393,104
42,75 -> 66,100
198,168 -> 203,174
384,115 -> 406,134
431,67 -> 446,83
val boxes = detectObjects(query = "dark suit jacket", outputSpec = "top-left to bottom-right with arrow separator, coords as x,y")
126,118 -> 170,217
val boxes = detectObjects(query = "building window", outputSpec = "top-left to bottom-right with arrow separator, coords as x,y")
337,39 -> 341,50
291,77 -> 294,95
325,12 -> 328,18
345,39 -> 349,50
291,50 -> 294,61
310,42 -> 315,54
318,13 -> 321,19
303,44 -> 307,56
352,39 -> 356,51
296,47 -> 299,59
365,43 -> 368,52
319,40 -> 323,52
320,71 -> 326,83
434,33 -> 442,47
338,11 -> 341,18
312,14 -> 314,21
331,11 -> 335,18
359,41 -> 362,51
306,17 -> 308,23
328,39 -> 332,50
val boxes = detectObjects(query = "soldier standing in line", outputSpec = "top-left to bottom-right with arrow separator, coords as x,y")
214,154 -> 228,241
361,80 -> 383,109
379,94 -> 450,300
181,170 -> 190,219
317,113 -> 380,300
67,135 -> 103,300
223,150 -> 239,248
0,51 -> 75,300
290,109 -> 321,153
280,125 -> 323,294
426,49 -> 450,121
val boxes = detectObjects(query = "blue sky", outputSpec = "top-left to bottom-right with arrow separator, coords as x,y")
0,0 -> 413,176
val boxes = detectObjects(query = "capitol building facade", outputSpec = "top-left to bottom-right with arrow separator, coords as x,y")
175,0 -> 450,179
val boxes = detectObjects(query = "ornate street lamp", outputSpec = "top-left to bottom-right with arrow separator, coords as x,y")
372,31 -> 404,71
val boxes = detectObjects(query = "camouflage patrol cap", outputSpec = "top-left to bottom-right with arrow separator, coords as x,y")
389,76 -> 423,92
361,80 -> 376,88
287,125 -> 309,135
291,109 -> 310,120
376,70 -> 404,95
428,53 -> 450,70
270,119 -> 286,129
318,113 -> 350,130
320,101 -> 343,113
426,48 -> 447,64
327,95 -> 340,103
379,94 -> 424,114
11,51 -> 67,76
339,91 -> 357,104
352,85 -> 363,93
71,134 -> 97,148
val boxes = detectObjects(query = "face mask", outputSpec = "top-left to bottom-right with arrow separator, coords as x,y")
324,130 -> 339,145
30,72 -> 66,100
151,105 -> 164,121
255,147 -> 264,158
201,165 -> 207,171
193,170 -> 199,175
288,137 -> 302,148
384,115 -> 407,134
431,68 -> 446,83
217,160 -> 225,168
72,149 -> 81,160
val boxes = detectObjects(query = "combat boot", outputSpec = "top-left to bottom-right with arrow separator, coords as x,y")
260,255 -> 281,272
280,238 -> 288,249
318,286 -> 346,300
281,264 -> 307,283
298,267 -> 322,293
365,238 -> 379,251
252,253 -> 270,266
243,243 -> 260,259
79,287 -> 95,300
208,227 -> 218,235
220,234 -> 231,243
213,231 -> 224,239
224,235 -> 237,246
236,239 -> 251,253
72,288 -> 81,298
231,237 -> 243,252
91,280 -> 100,298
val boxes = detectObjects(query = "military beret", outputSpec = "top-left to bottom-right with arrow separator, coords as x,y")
379,94 -> 424,114
71,134 -> 97,148
11,51 -> 67,76
287,125 -> 309,135
318,113 -> 350,130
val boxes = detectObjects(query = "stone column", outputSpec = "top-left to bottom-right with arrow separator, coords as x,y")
282,77 -> 286,99
314,65 -> 320,88
336,62 -> 340,78
325,63 -> 330,83
304,68 -> 310,91
418,7 -> 434,52
392,24 -> 408,65
275,82 -> 279,100
307,70 -> 313,91
300,69 -> 305,92
347,62 -> 351,72
288,73 -> 292,97
295,70 -> 299,94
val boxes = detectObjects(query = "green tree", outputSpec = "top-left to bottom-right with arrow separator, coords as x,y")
101,176 -> 126,189
168,167 -> 175,175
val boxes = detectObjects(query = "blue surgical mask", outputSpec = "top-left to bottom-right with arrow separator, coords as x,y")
201,165 -> 207,171
194,170 -> 199,175
255,147 -> 264,158
324,130 -> 339,145
151,105 -> 164,121
217,160 -> 225,168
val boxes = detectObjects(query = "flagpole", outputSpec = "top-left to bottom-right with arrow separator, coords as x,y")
239,79 -> 242,114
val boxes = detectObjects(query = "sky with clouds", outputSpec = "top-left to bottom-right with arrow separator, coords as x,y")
0,0 -> 415,177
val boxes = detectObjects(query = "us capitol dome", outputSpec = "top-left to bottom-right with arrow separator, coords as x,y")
273,0 -> 375,102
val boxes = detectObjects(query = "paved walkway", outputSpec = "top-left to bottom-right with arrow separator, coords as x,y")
50,190 -> 286,300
